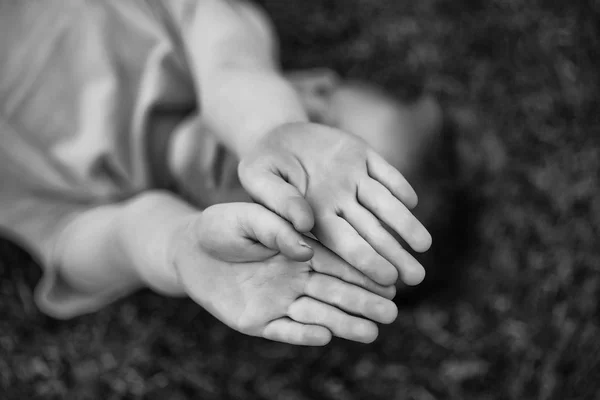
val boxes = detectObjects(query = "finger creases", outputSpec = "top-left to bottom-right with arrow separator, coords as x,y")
356,177 -> 432,253
340,204 -> 426,286
304,274 -> 398,324
262,318 -> 331,346
366,150 -> 418,209
287,297 -> 379,344
239,205 -> 314,262
312,215 -> 399,286
302,236 -> 395,298
238,158 -> 315,232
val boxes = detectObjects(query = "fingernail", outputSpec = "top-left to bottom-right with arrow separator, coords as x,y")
298,240 -> 312,250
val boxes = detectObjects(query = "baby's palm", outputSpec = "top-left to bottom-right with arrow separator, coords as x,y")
173,203 -> 397,346
238,123 -> 433,287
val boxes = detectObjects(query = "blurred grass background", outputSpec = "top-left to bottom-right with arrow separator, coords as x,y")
1,0 -> 599,398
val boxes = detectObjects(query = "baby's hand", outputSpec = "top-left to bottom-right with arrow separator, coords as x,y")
171,203 -> 397,346
238,123 -> 432,287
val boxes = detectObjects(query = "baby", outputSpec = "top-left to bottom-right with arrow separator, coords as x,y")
0,0 -> 440,346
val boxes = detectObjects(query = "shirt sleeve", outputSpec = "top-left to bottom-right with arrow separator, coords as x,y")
0,0 -> 196,318
0,147 -> 128,319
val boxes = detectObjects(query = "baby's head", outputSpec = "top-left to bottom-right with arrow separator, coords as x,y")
323,82 -> 442,179
290,70 -> 442,179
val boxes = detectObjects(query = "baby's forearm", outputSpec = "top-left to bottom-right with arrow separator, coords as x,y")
54,191 -> 197,298
173,0 -> 308,158
198,68 -> 308,158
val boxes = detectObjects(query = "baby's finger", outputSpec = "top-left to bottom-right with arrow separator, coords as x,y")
357,178 -> 432,253
288,297 -> 379,344
304,274 -> 398,324
238,204 -> 314,262
238,158 -> 314,232
341,204 -> 425,286
312,215 -> 399,286
367,150 -> 418,209
307,236 -> 396,299
262,318 -> 331,346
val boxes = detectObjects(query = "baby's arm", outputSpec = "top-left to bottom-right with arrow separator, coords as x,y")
164,201 -> 398,345
52,192 -> 192,302
165,0 -> 431,287
52,192 -> 398,345
168,0 -> 308,157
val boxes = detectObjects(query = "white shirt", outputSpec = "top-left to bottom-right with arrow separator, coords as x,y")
0,0 -> 240,318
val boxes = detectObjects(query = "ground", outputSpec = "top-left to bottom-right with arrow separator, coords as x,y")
1,0 -> 599,399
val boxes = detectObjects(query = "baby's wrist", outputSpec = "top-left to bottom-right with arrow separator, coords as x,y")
239,120 -> 313,161
228,76 -> 310,158
117,191 -> 198,297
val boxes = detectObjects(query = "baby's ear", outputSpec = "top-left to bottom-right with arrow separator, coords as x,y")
286,68 -> 340,96
287,68 -> 341,124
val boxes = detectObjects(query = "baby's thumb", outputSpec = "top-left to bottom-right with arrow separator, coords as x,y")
238,157 -> 314,233
239,205 -> 314,262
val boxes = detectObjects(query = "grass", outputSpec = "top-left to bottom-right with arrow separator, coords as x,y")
1,0 -> 599,398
